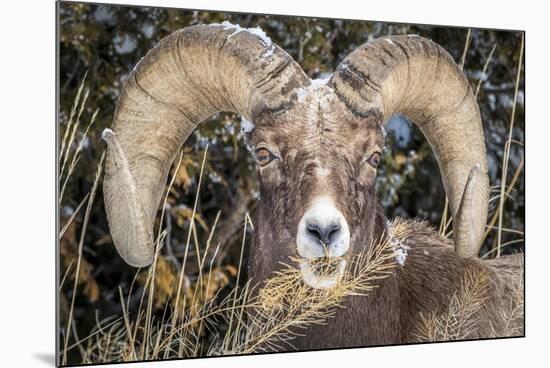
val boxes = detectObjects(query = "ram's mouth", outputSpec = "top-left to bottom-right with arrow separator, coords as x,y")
310,257 -> 342,276
299,257 -> 347,289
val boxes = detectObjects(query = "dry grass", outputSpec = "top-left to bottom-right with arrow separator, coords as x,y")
495,33 -> 524,257
59,172 -> 398,362
414,268 -> 490,342
59,74 -> 99,204
61,153 -> 105,365
223,233 -> 396,354
414,263 -> 524,342
59,74 -> 106,365
63,224 -> 397,362
490,264 -> 524,338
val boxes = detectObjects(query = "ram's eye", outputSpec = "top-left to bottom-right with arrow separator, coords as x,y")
255,148 -> 276,167
366,152 -> 382,168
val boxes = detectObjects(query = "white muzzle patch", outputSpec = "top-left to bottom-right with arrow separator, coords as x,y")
296,196 -> 351,288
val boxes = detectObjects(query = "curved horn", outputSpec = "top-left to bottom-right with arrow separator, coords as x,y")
330,35 -> 489,258
103,24 -> 308,267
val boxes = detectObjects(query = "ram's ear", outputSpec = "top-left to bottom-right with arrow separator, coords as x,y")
245,100 -> 264,127
250,97 -> 291,123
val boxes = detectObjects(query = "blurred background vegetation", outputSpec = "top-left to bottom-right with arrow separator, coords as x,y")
58,1 -> 524,364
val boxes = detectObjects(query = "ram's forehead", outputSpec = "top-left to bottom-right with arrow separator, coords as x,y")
251,87 -> 385,147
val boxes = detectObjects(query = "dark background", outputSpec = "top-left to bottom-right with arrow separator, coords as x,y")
58,1 -> 524,364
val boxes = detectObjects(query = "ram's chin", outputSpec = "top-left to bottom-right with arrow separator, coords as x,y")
299,259 -> 347,289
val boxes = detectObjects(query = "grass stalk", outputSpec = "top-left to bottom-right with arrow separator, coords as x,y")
496,33 -> 524,257
224,212 -> 250,353
61,151 -> 105,365
475,44 -> 497,97
60,109 -> 98,203
60,87 -> 89,182
167,146 -> 209,356
59,192 -> 89,239
119,287 -> 137,360
60,71 -> 87,164
482,157 -> 524,244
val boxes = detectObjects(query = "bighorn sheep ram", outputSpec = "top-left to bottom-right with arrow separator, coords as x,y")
102,23 -> 524,349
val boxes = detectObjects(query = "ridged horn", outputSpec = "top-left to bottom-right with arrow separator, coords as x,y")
103,24 -> 308,267
330,35 -> 489,258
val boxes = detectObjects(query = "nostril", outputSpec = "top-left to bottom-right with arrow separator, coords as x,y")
306,221 -> 342,245
327,223 -> 341,242
306,222 -> 322,240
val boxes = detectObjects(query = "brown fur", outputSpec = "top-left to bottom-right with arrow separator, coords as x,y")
250,217 -> 523,350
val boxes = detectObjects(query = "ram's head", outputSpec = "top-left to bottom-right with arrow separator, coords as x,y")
102,24 -> 489,288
